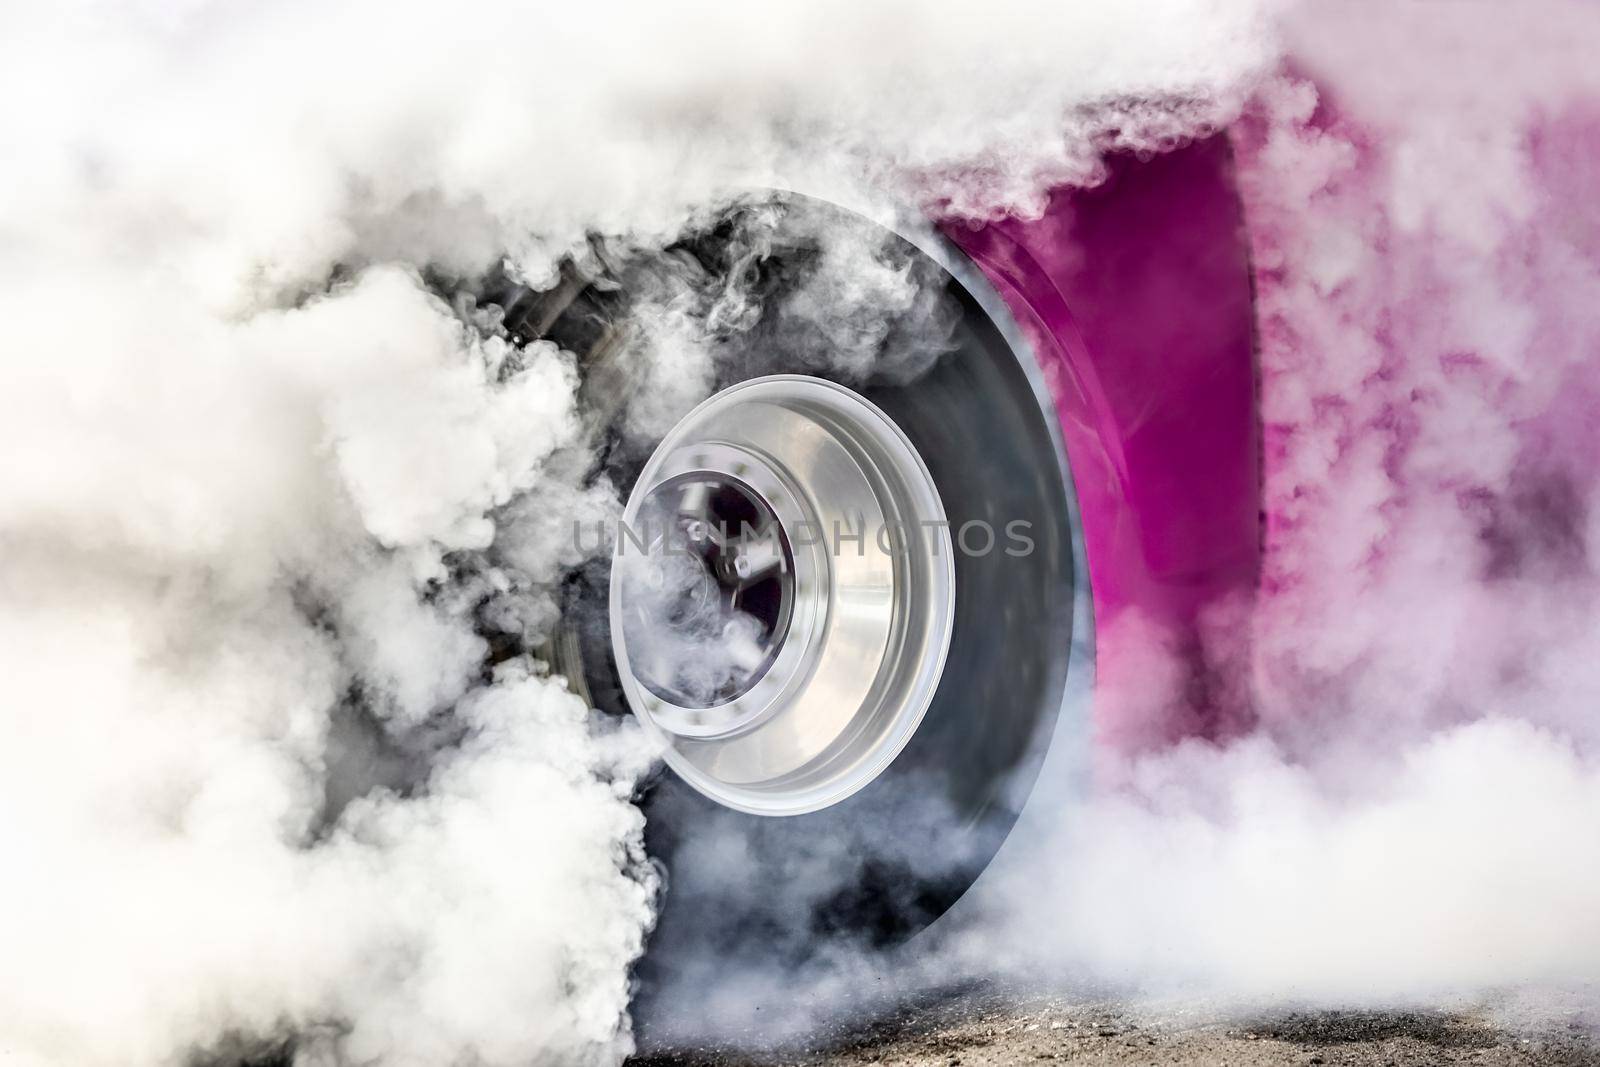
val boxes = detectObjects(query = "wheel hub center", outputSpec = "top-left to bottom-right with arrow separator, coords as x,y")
610,376 -> 955,815
619,473 -> 794,711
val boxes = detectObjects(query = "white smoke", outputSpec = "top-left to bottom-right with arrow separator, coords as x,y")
0,264 -> 662,1066
0,1 -> 1278,1065
15,0 -> 1600,1058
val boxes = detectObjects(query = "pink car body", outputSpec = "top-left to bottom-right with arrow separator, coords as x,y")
948,136 -> 1261,751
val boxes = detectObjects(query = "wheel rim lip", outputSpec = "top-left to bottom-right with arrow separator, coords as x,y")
611,375 -> 956,816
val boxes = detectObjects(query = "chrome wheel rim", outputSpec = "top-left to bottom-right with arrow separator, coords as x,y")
611,375 -> 955,815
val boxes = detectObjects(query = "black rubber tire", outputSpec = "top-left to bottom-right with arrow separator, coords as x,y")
559,198 -> 1082,1034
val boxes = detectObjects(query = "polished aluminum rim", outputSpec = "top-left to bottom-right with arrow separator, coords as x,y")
611,375 -> 955,815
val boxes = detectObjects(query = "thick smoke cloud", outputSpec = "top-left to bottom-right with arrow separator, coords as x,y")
0,2 -> 1276,1065
28,0 -> 1600,1059
28,0 -> 1600,1062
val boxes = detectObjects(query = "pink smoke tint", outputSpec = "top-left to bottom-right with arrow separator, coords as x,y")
941,38 -> 1600,998
1235,67 -> 1600,761
953,42 -> 1600,779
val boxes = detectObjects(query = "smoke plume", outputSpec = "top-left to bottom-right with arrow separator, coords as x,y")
20,0 -> 1599,1061
0,2 -> 1275,1065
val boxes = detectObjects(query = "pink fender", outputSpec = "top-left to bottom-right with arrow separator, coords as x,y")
946,136 -> 1261,749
